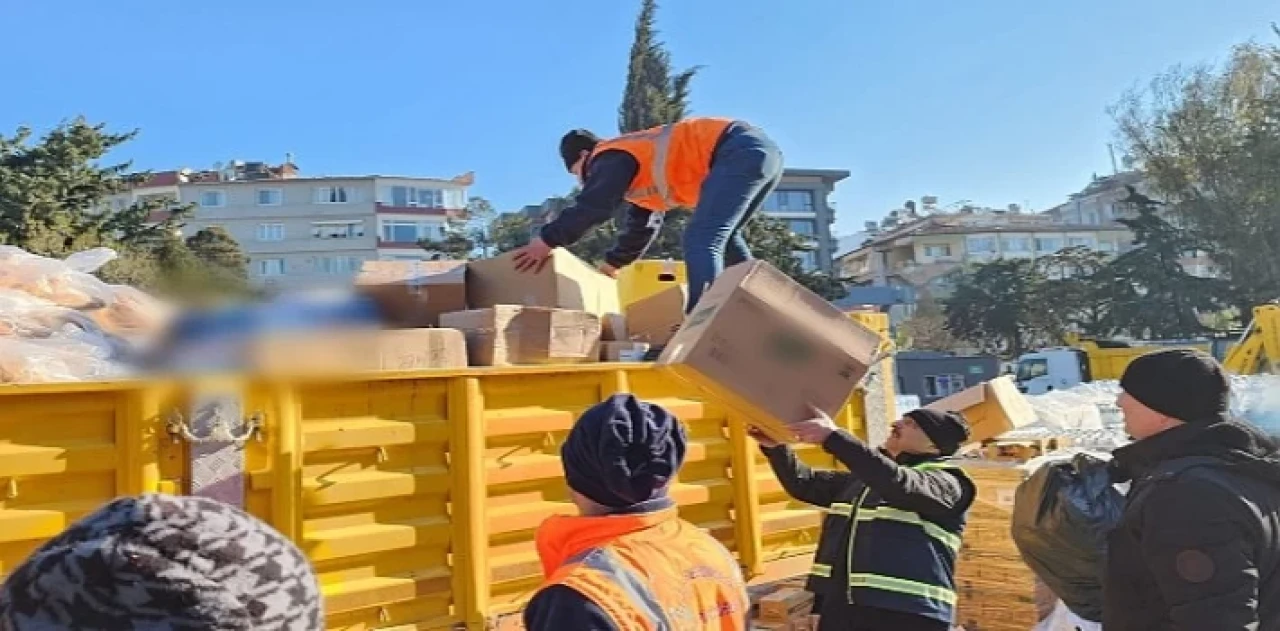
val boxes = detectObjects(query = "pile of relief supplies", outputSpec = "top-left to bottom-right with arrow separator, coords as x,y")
0,246 -> 173,383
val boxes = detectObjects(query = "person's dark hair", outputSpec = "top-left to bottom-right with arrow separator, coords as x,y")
560,129 -> 601,172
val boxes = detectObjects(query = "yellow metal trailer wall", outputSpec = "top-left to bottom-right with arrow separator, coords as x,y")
0,363 -> 871,630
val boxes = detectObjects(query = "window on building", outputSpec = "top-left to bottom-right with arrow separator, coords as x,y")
314,186 -> 357,204
444,189 -> 467,209
765,190 -> 815,212
923,374 -> 966,399
318,256 -> 363,275
256,258 -> 285,276
199,191 -> 226,208
387,186 -> 444,208
794,250 -> 818,271
1035,237 -> 1062,252
255,223 -> 285,242
1001,237 -> 1031,252
923,244 -> 951,258
966,236 -> 996,253
787,219 -> 816,236
1098,240 -> 1117,252
312,221 -> 365,239
381,221 -> 418,243
1067,236 -> 1095,248
256,188 -> 283,206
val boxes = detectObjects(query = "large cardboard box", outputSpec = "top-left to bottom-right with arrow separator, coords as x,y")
624,285 -> 687,346
925,375 -> 1037,445
466,248 -> 620,317
657,261 -> 884,442
250,328 -> 468,374
440,306 -> 601,367
355,260 -> 468,328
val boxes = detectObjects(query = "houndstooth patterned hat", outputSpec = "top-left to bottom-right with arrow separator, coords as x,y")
0,493 -> 323,630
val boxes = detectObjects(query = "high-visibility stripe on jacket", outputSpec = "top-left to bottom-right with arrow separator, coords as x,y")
541,509 -> 749,630
839,460 -> 970,624
589,117 -> 735,212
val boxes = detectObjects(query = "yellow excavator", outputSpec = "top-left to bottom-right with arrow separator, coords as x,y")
1014,304 -> 1278,394
1222,303 -> 1280,375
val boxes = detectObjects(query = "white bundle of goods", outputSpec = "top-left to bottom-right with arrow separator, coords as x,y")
1009,376 -> 1280,449
0,246 -> 173,383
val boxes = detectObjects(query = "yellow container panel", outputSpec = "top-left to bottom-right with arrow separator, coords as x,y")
616,260 -> 688,309
0,362 -> 879,630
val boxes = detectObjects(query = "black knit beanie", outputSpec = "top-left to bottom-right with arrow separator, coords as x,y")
561,394 -> 686,509
1120,349 -> 1230,424
560,129 -> 600,171
906,408 -> 971,456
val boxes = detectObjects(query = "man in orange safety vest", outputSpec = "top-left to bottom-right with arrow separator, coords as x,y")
513,117 -> 785,316
523,394 -> 750,630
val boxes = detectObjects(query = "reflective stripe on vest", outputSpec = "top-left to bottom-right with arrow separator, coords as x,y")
844,461 -> 967,608
810,563 -> 833,578
848,573 -> 957,606
565,548 -> 675,630
616,124 -> 677,209
854,506 -> 961,551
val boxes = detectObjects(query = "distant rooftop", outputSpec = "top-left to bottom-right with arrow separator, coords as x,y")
129,158 -> 474,189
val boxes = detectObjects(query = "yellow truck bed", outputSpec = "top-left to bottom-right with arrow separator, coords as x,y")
0,362 -> 874,630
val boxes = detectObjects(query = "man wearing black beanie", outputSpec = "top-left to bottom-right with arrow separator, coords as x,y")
1103,349 -> 1280,630
749,405 -> 975,631
523,394 -> 749,631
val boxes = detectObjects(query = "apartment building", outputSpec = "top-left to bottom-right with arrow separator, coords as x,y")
837,209 -> 1131,324
1045,170 -> 1219,278
510,167 -> 849,273
112,160 -> 472,289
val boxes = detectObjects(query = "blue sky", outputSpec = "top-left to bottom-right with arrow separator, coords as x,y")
2,1 -> 1275,238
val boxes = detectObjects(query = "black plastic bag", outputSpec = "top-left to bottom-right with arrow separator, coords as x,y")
1011,453 -> 1124,623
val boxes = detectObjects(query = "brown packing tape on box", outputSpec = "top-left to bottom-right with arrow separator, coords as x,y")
924,375 -> 1037,445
657,260 -> 885,443
466,248 -> 620,317
354,260 -> 468,328
440,306 -> 601,367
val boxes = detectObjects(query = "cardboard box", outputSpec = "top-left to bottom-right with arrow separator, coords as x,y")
355,260 -> 468,328
758,587 -> 814,622
657,261 -> 884,442
624,285 -> 687,346
925,375 -> 1037,445
440,306 -> 601,367
601,341 -> 651,362
251,328 -> 468,374
601,313 -> 628,341
466,248 -> 620,317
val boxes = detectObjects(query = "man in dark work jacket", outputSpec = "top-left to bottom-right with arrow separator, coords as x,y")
1103,349 -> 1280,630
753,407 -> 976,631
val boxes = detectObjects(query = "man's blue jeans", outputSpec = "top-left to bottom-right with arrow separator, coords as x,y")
682,124 -> 785,314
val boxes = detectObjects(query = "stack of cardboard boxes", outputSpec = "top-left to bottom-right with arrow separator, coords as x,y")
752,587 -> 816,630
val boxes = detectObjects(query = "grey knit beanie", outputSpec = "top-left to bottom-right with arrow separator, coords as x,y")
0,493 -> 323,630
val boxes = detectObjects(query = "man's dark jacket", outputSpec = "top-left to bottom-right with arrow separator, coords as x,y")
1104,419 -> 1280,630
761,429 -> 975,630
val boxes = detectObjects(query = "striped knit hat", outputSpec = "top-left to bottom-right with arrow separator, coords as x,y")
0,494 -> 323,630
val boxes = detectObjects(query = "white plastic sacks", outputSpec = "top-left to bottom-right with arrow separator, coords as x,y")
0,246 -> 171,383
1025,377 -> 1280,438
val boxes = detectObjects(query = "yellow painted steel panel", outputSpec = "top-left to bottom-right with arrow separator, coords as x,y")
0,358 -> 883,630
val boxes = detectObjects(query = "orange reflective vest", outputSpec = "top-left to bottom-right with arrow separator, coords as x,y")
590,117 -> 735,213
536,507 -> 749,630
